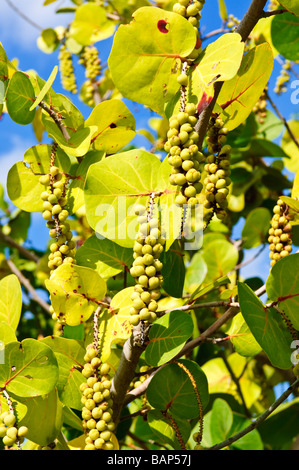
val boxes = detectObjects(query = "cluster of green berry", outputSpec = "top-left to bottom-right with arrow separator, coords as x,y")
129,205 -> 165,326
203,115 -> 231,223
164,104 -> 204,208
58,44 -> 77,94
274,60 -> 291,95
130,365 -> 150,390
40,164 -> 76,284
226,13 -> 240,29
173,1 -> 204,33
0,410 -> 28,448
268,198 -> 293,267
79,45 -> 102,107
80,343 -> 116,450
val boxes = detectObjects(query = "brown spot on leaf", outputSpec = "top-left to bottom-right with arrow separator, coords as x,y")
157,20 -> 169,34
110,122 -> 117,128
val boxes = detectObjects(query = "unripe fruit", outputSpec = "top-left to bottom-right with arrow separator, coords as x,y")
4,414 -> 16,427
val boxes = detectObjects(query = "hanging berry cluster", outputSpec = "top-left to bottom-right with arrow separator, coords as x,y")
39,144 -> 76,321
164,104 -> 204,208
203,114 -> 231,225
79,45 -> 102,107
252,89 -> 267,125
80,343 -> 116,450
0,393 -> 28,449
173,1 -> 204,37
58,43 -> 77,94
268,198 -> 293,267
129,202 -> 165,327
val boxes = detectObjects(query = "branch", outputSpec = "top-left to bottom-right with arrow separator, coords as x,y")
39,101 -> 71,142
208,378 -> 299,450
110,326 -> 149,424
264,89 -> 299,151
6,258 -> 51,315
261,8 -> 288,18
0,229 -> 40,263
196,0 -> 268,149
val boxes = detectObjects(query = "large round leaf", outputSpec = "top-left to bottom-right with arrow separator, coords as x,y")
271,12 -> 299,61
0,339 -> 59,397
108,6 -> 197,116
7,144 -> 72,213
147,359 -> 209,419
241,207 -> 272,249
0,274 -> 22,331
278,0 -> 299,16
266,253 -> 299,331
41,336 -> 85,410
69,3 -> 115,46
85,100 -> 136,154
238,282 -> 293,369
201,239 -> 239,284
98,287 -> 134,362
145,311 -> 194,366
76,234 -> 133,280
6,71 -> 36,125
45,263 -> 107,326
84,149 -> 161,248
218,43 -> 274,131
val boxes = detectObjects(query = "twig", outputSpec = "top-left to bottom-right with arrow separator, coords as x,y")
208,378 -> 299,450
261,8 -> 288,18
264,89 -> 299,151
0,230 -> 40,263
39,101 -> 71,142
4,0 -> 43,31
6,258 -> 51,315
201,27 -> 230,41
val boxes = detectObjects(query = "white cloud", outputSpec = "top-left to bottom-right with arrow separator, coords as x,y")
0,0 -> 74,52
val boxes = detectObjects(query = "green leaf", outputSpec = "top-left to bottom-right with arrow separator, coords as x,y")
241,207 -> 272,249
0,321 -> 17,344
195,33 -> 244,86
37,28 -> 60,54
41,336 -> 85,410
6,71 -> 36,125
18,388 -> 63,447
225,312 -> 262,357
0,339 -> 59,397
218,43 -> 274,131
85,100 -> 136,154
98,287 -> 133,362
84,149 -> 161,248
29,65 -> 58,111
161,241 -> 185,297
0,274 -> 22,331
147,359 -> 209,419
0,43 -> 9,90
184,251 -> 207,293
210,398 -> 233,443
271,12 -> 299,60
69,3 -> 115,46
229,414 -> 263,450
201,239 -> 239,284
66,150 -> 104,213
238,282 -> 293,369
278,0 -> 299,15
147,409 -> 191,450
7,144 -> 72,213
266,253 -> 299,330
188,274 -> 230,303
45,263 -> 107,326
76,235 -> 133,279
108,6 -> 197,116
145,311 -> 194,366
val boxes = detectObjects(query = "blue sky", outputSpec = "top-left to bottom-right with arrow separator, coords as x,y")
0,0 -> 297,284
